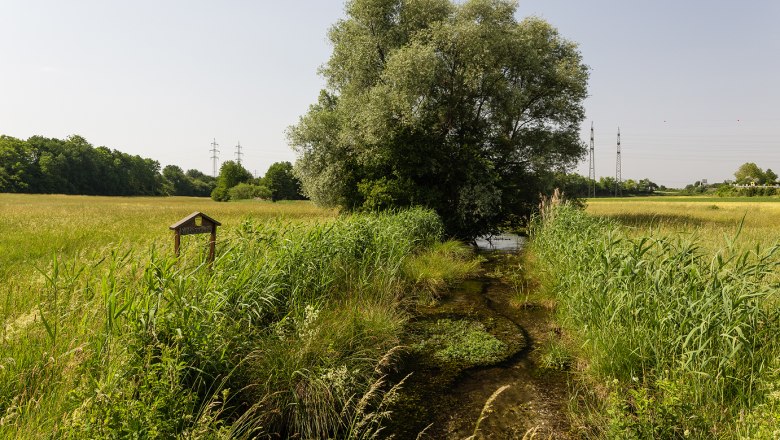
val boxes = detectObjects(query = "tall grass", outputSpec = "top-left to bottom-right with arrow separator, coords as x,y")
529,203 -> 780,438
1,208 -> 447,438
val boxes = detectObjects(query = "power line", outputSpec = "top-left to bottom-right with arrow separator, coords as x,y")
210,138 -> 220,178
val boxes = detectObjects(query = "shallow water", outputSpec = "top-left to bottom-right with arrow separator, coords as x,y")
474,234 -> 525,252
389,237 -> 572,439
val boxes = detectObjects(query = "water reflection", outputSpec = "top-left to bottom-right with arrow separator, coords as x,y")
474,233 -> 525,252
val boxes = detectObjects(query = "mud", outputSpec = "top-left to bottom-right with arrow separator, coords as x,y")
388,240 -> 573,439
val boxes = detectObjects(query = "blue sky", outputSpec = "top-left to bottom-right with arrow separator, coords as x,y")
1,1 -> 778,187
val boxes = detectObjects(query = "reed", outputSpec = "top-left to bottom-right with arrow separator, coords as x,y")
529,203 -> 780,438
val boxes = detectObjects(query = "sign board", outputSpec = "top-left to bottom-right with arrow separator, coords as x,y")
169,212 -> 221,264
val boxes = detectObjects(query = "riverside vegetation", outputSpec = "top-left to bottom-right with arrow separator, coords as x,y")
0,195 -> 479,438
528,196 -> 780,438
8,192 -> 780,438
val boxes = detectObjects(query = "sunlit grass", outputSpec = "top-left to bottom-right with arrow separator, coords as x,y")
530,201 -> 780,438
0,194 -> 335,319
0,196 -> 464,438
1,194 -> 333,269
403,240 -> 481,303
585,197 -> 780,249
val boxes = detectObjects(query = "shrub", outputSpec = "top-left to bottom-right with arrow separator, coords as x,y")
228,182 -> 271,200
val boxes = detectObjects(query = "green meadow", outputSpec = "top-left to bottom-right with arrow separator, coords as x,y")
6,193 -> 780,438
0,194 -> 476,438
1,195 -> 334,322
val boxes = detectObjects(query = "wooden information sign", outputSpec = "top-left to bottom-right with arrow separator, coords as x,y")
169,212 -> 221,263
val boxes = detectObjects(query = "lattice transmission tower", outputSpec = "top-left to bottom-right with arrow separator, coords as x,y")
588,122 -> 596,197
615,127 -> 622,197
210,138 -> 220,178
235,141 -> 243,165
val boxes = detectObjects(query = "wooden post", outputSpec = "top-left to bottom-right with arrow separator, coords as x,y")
174,232 -> 181,257
208,226 -> 216,265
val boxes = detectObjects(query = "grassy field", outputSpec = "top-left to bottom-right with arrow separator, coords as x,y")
586,196 -> 780,250
528,195 -> 780,438
1,194 -> 333,271
0,195 -> 335,320
0,194 -> 476,438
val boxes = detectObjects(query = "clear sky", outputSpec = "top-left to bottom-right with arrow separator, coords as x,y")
1,1 -> 778,187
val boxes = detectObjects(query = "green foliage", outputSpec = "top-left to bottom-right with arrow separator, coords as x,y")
161,165 -> 216,197
63,343 -> 205,439
735,162 -> 768,185
733,162 -> 778,186
552,172 -> 660,198
717,185 -> 779,197
263,161 -> 304,201
211,160 -> 253,201
290,0 -> 589,239
0,134 -> 218,196
402,240 -> 480,301
5,134 -> 164,195
411,319 -> 508,366
539,340 -> 573,371
0,135 -> 33,192
227,182 -> 272,200
530,203 -> 780,437
764,168 -> 778,184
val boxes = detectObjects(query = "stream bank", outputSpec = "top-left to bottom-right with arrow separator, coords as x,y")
388,236 -> 574,439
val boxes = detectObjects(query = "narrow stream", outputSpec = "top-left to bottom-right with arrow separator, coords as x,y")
388,235 -> 573,439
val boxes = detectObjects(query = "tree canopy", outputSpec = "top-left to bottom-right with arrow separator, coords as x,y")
0,134 -> 216,197
734,162 -> 777,185
289,0 -> 589,239
263,161 -> 304,201
552,173 -> 660,198
210,161 -> 254,201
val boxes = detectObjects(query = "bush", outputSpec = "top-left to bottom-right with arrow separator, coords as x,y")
228,183 -> 272,200
717,185 -> 779,197
210,184 -> 229,201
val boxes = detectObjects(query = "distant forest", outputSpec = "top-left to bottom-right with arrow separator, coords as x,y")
1,134 -> 214,197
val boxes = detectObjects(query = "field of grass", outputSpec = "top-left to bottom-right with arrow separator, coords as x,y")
586,196 -> 780,247
0,194 -> 477,438
1,194 -> 333,271
529,196 -> 780,438
0,195 -> 334,322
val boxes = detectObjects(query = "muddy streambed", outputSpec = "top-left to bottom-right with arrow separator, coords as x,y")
387,235 -> 573,439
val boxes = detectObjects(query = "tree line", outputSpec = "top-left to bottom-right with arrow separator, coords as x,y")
552,173 -> 662,197
681,162 -> 780,197
0,134 -> 304,200
0,134 -> 177,196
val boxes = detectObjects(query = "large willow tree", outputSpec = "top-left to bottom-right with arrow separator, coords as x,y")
289,0 -> 588,239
